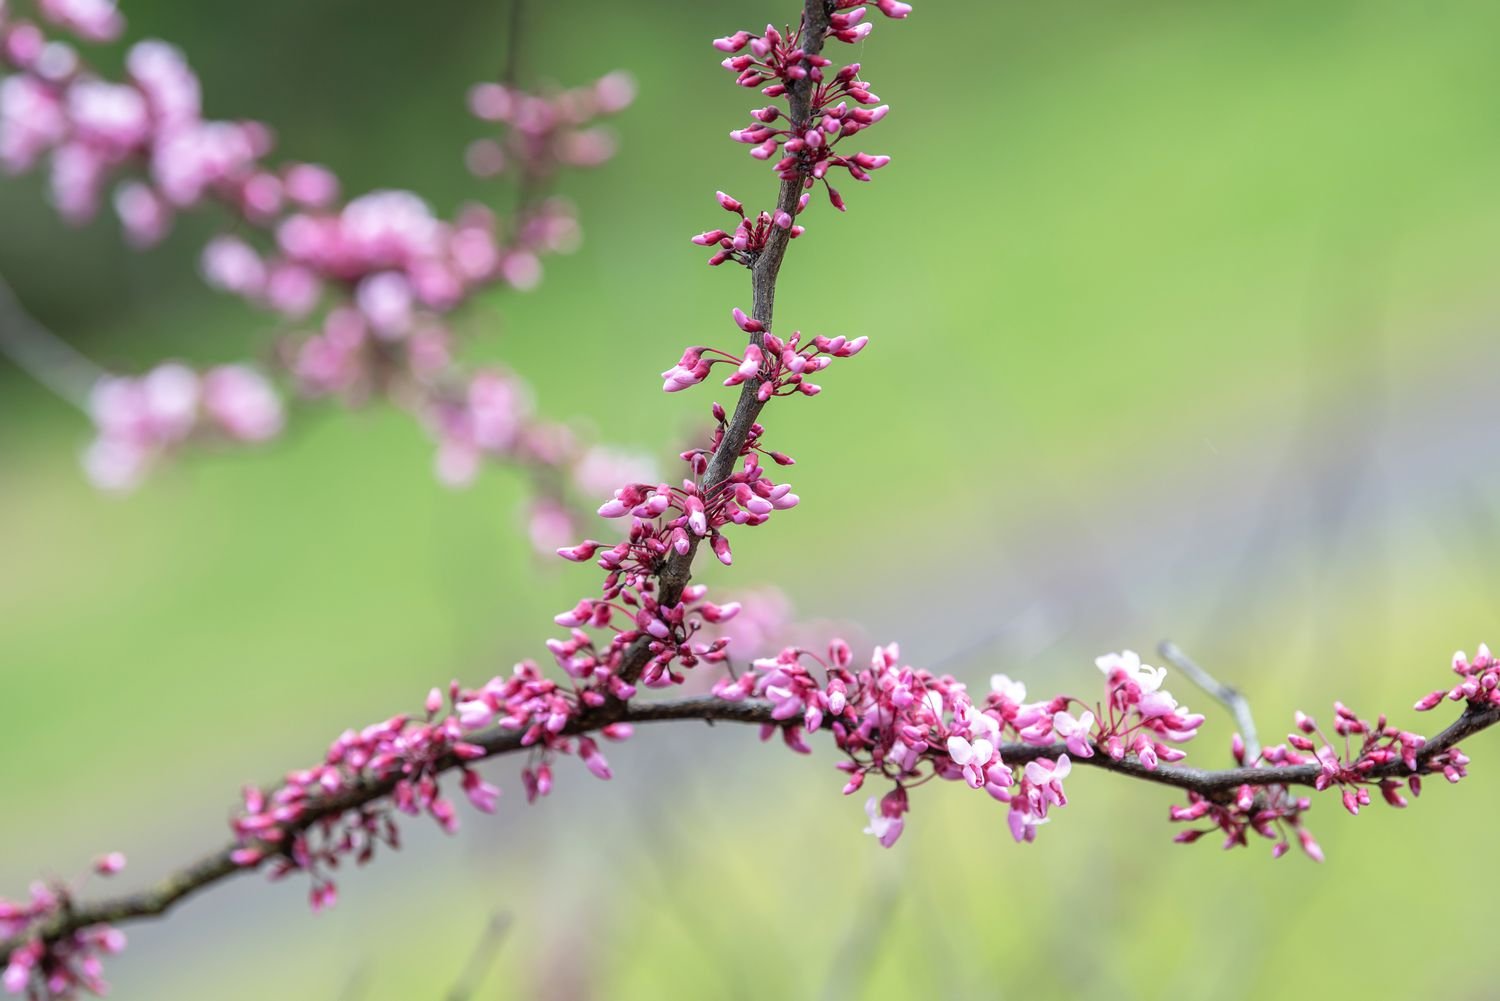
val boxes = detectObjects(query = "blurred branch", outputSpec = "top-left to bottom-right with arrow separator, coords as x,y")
1158,640 -> 1261,761
0,272 -> 103,410
501,0 -> 526,85
6,690 -> 1496,964
445,911 -> 514,1001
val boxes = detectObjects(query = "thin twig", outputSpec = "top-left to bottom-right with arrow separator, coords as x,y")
445,911 -> 514,1001
499,0 -> 526,85
1158,640 -> 1262,761
0,273 -> 104,410
335,963 -> 372,1001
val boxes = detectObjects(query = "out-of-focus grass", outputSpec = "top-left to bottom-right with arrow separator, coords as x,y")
4,0 -> 1500,998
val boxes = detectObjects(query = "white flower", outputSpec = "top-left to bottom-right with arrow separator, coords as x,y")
1052,709 -> 1096,757
959,702 -> 1001,745
1095,649 -> 1167,692
947,735 -> 996,768
863,796 -> 903,848
990,673 -> 1027,703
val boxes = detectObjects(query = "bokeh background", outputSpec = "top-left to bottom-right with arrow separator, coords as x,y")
4,0 -> 1500,997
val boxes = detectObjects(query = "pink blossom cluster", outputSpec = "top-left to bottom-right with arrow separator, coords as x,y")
82,362 -> 282,491
466,72 -> 635,181
1415,643 -> 1500,713
708,642 -> 1489,858
0,11 -> 272,236
661,305 -> 867,397
220,575 -> 774,912
560,398 -> 819,584
711,644 -> 1210,847
1,858 -> 126,1000
226,670 -> 634,912
1089,650 -> 1205,767
0,0 -> 639,530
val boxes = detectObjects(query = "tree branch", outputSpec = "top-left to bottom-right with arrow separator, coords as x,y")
444,911 -> 513,1001
0,273 -> 103,410
7,689 -> 1495,960
619,0 -> 833,684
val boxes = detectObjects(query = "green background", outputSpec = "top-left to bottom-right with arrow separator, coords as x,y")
3,1 -> 1499,997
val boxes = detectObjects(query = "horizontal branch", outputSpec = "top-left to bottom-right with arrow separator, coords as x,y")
7,691 -> 1496,962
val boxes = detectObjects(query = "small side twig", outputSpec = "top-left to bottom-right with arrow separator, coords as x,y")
0,272 -> 103,411
445,911 -> 514,1001
1158,640 -> 1261,761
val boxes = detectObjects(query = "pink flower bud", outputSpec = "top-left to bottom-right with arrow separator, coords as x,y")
731,306 -> 763,333
93,852 -> 126,876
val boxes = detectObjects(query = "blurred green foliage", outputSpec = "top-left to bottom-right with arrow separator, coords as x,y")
4,0 -> 1500,998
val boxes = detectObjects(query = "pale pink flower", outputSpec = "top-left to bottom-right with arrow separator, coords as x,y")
862,795 -> 903,848
1052,709 -> 1095,758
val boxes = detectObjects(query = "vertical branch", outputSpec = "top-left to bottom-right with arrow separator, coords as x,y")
651,0 -> 833,607
500,0 -> 526,85
444,912 -> 514,1001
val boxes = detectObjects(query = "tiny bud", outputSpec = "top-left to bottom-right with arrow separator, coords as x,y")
732,307 -> 764,333
94,852 -> 127,876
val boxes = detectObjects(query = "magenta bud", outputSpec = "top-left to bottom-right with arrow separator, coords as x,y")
556,541 -> 601,562
712,31 -> 752,53
732,306 -> 764,332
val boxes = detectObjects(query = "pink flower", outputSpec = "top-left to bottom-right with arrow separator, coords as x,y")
461,770 -> 501,813
862,795 -> 903,848
92,852 -> 126,876
202,365 -> 283,442
1052,709 -> 1095,758
946,734 -> 997,788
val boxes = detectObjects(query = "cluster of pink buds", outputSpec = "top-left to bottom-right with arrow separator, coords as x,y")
550,582 -> 739,690
227,667 -> 636,910
714,16 -> 898,219
691,189 -> 802,266
466,71 -> 635,181
228,695 -> 491,910
1295,705 -> 1440,810
1166,668 -> 1476,860
83,362 -> 282,491
1168,780 -> 1322,861
567,447 -> 799,583
1,857 -> 127,999
662,306 -> 867,398
1416,643 -> 1500,713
